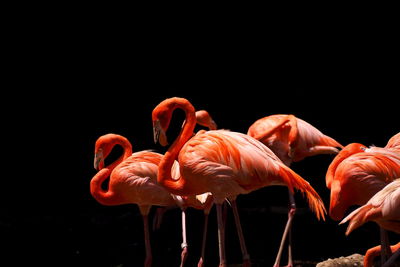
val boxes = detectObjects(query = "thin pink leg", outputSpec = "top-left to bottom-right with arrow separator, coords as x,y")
180,208 -> 188,267
216,203 -> 227,267
142,214 -> 152,267
230,199 -> 251,267
273,190 -> 296,267
197,212 -> 209,267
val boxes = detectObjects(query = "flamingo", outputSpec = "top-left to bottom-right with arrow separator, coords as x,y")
326,142 -> 400,221
247,114 -> 343,166
91,133 -> 176,267
340,179 -> 400,267
247,114 -> 343,267
152,97 -> 326,267
326,137 -> 400,264
154,109 -> 218,267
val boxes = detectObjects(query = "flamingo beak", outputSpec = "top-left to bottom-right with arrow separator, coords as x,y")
153,120 -> 168,146
94,149 -> 104,170
153,120 -> 160,144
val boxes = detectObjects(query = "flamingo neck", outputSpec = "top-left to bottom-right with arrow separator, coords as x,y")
90,168 -> 122,205
158,99 -> 197,195
108,137 -> 133,170
91,136 -> 132,205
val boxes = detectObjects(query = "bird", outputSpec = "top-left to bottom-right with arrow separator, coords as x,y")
247,114 -> 343,267
326,135 -> 400,265
152,97 -> 326,267
326,139 -> 400,221
91,133 -> 176,267
340,179 -> 400,267
247,114 -> 343,166
154,109 -> 217,267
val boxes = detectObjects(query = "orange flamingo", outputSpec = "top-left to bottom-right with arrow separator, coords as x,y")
247,114 -> 342,267
247,114 -> 342,166
152,97 -> 326,267
340,179 -> 400,267
91,134 -> 176,267
326,137 -> 400,264
326,143 -> 400,221
155,109 -> 217,267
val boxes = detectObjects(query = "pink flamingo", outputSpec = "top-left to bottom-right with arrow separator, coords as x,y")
152,97 -> 326,267
247,114 -> 342,267
91,134 -> 176,267
326,134 -> 400,264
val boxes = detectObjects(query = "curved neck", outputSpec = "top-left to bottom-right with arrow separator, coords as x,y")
107,137 -> 133,170
90,168 -> 121,205
91,136 -> 132,205
158,99 -> 197,195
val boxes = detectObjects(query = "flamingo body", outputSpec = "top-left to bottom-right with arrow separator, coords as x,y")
247,114 -> 343,166
178,129 -> 324,216
327,142 -> 400,221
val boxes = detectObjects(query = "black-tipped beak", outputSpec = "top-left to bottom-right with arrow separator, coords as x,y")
94,150 -> 103,170
153,119 -> 168,146
153,120 -> 161,144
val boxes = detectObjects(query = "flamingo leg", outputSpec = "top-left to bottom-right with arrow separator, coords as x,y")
230,199 -> 251,267
180,208 -> 188,267
197,212 -> 209,267
139,205 -> 152,267
216,203 -> 227,267
273,190 -> 296,267
380,228 -> 392,264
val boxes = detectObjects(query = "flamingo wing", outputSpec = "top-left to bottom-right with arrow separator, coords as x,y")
111,151 -> 176,206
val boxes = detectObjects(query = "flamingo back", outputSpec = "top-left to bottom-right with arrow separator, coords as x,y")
110,151 -> 176,207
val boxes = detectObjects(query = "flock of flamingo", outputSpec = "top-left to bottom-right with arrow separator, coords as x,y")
89,97 -> 399,267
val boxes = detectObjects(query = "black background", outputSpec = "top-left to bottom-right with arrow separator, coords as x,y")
3,10 -> 399,267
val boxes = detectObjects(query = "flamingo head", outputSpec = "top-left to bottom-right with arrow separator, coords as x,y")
152,100 -> 175,146
195,110 -> 217,130
94,134 -> 129,170
152,97 -> 196,146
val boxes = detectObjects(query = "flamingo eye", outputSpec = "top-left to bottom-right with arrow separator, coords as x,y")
360,147 -> 366,151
